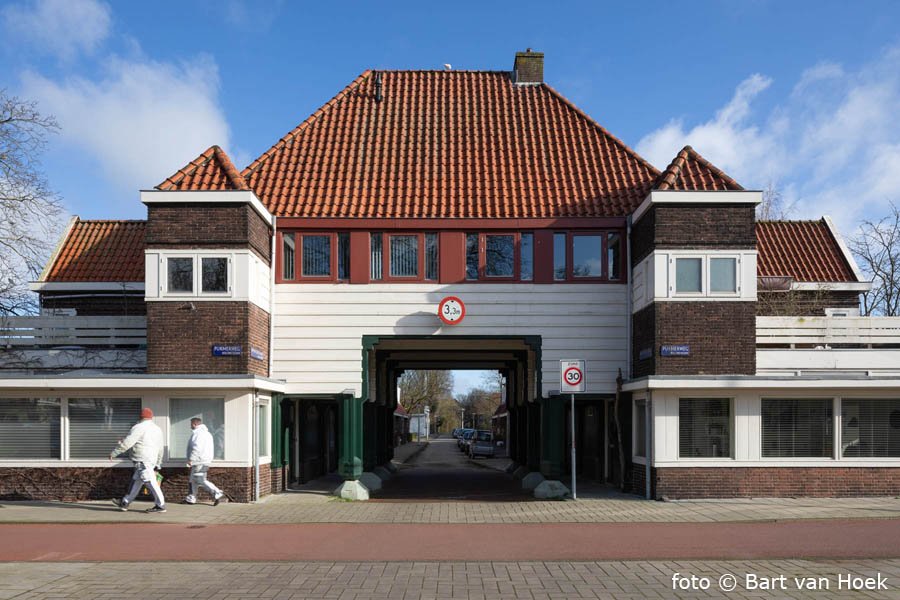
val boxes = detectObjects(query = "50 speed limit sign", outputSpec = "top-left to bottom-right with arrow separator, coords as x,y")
560,359 -> 586,393
437,296 -> 466,326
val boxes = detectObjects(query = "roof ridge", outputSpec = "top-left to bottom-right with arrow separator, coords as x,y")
654,145 -> 743,191
157,145 -> 249,191
73,219 -> 148,224
682,145 -> 743,190
242,70 -> 373,176
541,83 -> 661,179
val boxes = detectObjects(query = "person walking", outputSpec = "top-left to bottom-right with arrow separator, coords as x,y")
183,416 -> 225,506
110,407 -> 166,513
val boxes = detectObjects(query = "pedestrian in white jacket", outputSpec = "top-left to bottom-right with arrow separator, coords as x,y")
110,407 -> 167,513
183,417 -> 225,506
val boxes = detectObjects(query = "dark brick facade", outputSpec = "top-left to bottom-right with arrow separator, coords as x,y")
631,305 -> 656,378
39,292 -> 146,316
146,302 -> 269,375
758,290 -> 860,316
0,465 -> 283,503
146,203 -> 271,264
651,467 -> 900,499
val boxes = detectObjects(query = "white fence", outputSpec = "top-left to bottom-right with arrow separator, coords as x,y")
757,316 -> 900,347
0,316 -> 146,347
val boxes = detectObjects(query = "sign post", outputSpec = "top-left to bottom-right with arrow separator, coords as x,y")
560,359 -> 585,500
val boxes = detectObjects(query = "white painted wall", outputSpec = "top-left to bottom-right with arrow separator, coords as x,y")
272,283 -> 629,397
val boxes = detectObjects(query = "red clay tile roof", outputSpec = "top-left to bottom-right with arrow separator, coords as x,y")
44,219 -> 146,282
756,220 -> 858,282
157,145 -> 249,191
654,145 -> 743,191
241,70 -> 663,218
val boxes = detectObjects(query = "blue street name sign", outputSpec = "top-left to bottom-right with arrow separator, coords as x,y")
250,347 -> 265,361
212,344 -> 242,357
661,344 -> 690,357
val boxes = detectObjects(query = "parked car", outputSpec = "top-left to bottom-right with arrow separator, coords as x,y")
451,428 -> 461,439
468,430 -> 495,458
458,429 -> 474,451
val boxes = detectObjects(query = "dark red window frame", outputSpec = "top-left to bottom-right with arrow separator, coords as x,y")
276,231 -> 349,283
375,232 -> 439,283
558,230 -> 626,283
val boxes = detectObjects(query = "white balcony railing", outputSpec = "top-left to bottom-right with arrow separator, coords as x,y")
0,316 -> 146,348
756,316 -> 900,348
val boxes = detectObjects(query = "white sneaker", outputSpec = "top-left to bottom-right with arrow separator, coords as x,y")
214,492 -> 224,506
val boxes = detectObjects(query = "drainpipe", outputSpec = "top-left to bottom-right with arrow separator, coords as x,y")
626,216 -> 633,380
268,216 -> 276,378
253,390 -> 260,502
645,392 -> 652,500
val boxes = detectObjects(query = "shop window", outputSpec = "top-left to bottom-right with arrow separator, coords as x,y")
465,233 -> 479,280
634,400 -> 647,458
520,233 -> 534,281
201,257 -> 229,293
167,257 -> 193,293
169,398 -> 225,460
370,233 -> 383,280
553,232 -> 567,280
761,399 -> 833,458
675,258 -> 702,293
710,257 -> 737,293
0,399 -> 61,459
485,234 -> 515,278
282,233 -> 296,281
842,399 -> 900,458
69,398 -> 141,459
389,235 -> 419,278
425,233 -> 439,281
302,235 -> 331,277
679,398 -> 731,458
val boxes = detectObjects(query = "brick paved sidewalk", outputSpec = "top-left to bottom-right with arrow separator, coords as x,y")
0,493 -> 897,525
2,559 -> 898,599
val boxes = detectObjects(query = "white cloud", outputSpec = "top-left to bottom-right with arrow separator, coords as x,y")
21,54 -> 233,191
2,0 -> 111,60
636,45 -> 900,233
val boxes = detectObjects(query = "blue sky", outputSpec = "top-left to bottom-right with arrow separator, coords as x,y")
2,0 -> 899,233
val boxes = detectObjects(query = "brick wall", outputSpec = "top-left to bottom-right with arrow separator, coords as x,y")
146,302 -> 269,375
757,290 -> 860,316
631,209 -> 655,265
653,467 -> 900,499
653,204 -> 757,249
0,465 -> 276,503
39,293 -> 146,316
655,302 -> 756,375
146,203 -> 271,264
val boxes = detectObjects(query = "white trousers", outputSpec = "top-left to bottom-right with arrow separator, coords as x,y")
122,463 -> 165,508
186,464 -> 222,502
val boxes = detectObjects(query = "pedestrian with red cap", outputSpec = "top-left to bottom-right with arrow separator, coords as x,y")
109,407 -> 167,513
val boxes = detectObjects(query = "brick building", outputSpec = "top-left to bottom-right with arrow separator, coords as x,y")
1,50 -> 897,501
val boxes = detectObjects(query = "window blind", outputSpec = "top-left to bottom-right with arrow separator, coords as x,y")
69,398 -> 141,459
0,399 -> 60,459
842,399 -> 900,458
761,399 -> 832,458
390,235 -> 418,277
282,233 -> 295,280
370,233 -> 383,280
679,398 -> 731,458
302,235 -> 331,277
425,233 -> 438,280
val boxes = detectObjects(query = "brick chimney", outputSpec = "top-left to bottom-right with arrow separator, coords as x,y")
513,48 -> 544,84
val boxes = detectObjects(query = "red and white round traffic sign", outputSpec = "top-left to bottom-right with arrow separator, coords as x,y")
438,296 -> 466,325
563,366 -> 583,387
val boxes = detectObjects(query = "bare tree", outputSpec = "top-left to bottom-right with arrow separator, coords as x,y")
850,202 -> 900,316
398,370 -> 453,416
1,90 -> 63,315
756,182 -> 794,221
456,386 -> 501,430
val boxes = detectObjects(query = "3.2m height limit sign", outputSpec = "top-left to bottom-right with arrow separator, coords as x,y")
560,359 -> 585,500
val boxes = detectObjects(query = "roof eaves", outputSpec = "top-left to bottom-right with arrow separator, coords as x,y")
38,215 -> 79,283
822,215 -> 867,282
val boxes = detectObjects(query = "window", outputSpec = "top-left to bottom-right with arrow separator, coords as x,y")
761,399 -> 833,458
389,235 -> 419,278
258,403 -> 269,457
370,233 -> 383,280
634,400 -> 647,458
679,398 -> 731,458
338,233 -> 350,280
69,398 -> 141,459
553,232 -> 567,280
842,399 -> 900,458
169,398 -> 225,460
485,234 -> 515,278
0,399 -> 61,459
201,257 -> 228,293
302,235 -> 331,277
425,233 -> 438,281
572,234 -> 603,278
282,233 -> 296,280
675,258 -> 702,293
466,233 -> 479,280
167,257 -> 193,293
607,233 -> 621,280
710,257 -> 737,293
520,233 -> 534,281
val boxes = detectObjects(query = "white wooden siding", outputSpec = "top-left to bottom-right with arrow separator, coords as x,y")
272,283 -> 628,396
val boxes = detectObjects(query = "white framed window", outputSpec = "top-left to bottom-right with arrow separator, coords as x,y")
671,255 -> 741,298
164,254 -> 232,297
842,398 -> 900,458
68,398 -> 141,459
679,398 -> 733,459
761,398 -> 833,458
169,398 -> 225,460
0,398 -> 61,459
675,257 -> 703,294
257,401 -> 270,458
